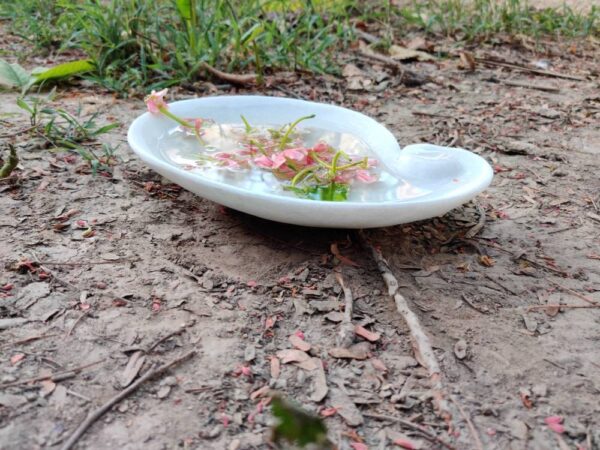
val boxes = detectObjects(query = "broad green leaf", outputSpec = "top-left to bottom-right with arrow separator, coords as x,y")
34,60 -> 95,83
0,60 -> 31,89
175,0 -> 193,20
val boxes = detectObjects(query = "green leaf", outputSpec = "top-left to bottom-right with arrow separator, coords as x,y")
271,395 -> 332,449
0,60 -> 31,89
34,60 -> 95,83
175,0 -> 193,20
285,183 -> 349,202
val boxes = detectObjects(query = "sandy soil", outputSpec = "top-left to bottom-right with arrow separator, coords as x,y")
1,31 -> 599,450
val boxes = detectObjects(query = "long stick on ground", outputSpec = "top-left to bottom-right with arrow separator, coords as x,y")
334,268 -> 355,348
60,350 -> 196,450
357,231 -> 453,426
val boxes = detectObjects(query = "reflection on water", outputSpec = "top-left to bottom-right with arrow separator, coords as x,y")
157,123 -> 431,203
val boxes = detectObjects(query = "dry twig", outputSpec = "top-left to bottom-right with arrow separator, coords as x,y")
0,359 -> 105,389
475,57 -> 586,81
59,350 -> 195,450
200,62 -> 257,86
357,49 -> 431,86
363,412 -> 456,450
358,231 -> 453,427
450,397 -> 484,450
334,268 -> 355,348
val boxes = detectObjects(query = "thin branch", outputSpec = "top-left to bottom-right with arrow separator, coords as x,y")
334,268 -> 355,348
357,231 -> 453,427
363,412 -> 456,450
59,350 -> 196,450
450,397 -> 484,450
200,62 -> 256,86
0,359 -> 105,389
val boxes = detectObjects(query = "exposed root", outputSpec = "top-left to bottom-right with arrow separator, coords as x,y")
200,62 -> 257,86
358,231 -> 454,428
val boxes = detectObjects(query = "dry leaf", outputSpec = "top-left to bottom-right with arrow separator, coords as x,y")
389,45 -> 434,62
310,358 -> 328,402
519,388 -> 533,409
331,243 -> 360,267
250,385 -> 270,400
479,255 -> 495,267
10,354 -> 25,365
289,334 -> 311,352
40,379 -> 56,398
406,36 -> 430,51
329,343 -> 370,360
370,358 -> 388,372
276,349 -> 318,371
265,316 -> 277,330
270,356 -> 281,379
120,351 -> 146,387
459,51 -> 476,71
354,325 -> 381,342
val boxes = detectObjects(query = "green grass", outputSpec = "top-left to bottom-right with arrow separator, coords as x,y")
397,0 -> 599,41
0,0 -> 597,94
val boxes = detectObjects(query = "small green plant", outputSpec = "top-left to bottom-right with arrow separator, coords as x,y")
15,95 -> 119,174
0,144 -> 18,178
394,0 -> 599,41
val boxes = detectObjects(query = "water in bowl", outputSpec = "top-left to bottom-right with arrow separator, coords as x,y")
157,122 -> 430,202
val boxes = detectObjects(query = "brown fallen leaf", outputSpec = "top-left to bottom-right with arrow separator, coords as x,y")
330,388 -> 363,426
459,51 -> 476,71
10,353 -> 25,365
479,255 -> 496,267
250,385 -> 270,400
370,358 -> 388,372
120,350 -> 146,387
329,343 -> 370,360
331,243 -> 359,267
389,44 -> 434,62
270,356 -> 281,379
519,388 -> 534,409
354,325 -> 381,342
40,379 -> 56,398
289,334 -> 311,352
310,358 -> 328,402
276,349 -> 318,371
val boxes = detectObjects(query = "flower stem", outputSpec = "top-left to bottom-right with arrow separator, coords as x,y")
279,114 -> 315,150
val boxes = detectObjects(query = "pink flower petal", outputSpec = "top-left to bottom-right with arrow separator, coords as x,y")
355,170 -> 378,183
254,155 -> 273,168
548,422 -> 565,434
350,443 -> 368,450
144,88 -> 168,114
545,416 -> 563,425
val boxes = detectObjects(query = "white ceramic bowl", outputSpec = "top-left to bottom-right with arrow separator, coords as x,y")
127,95 -> 493,228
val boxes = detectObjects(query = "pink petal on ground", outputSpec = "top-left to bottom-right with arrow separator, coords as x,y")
547,422 -> 565,433
545,416 -> 564,425
393,439 -> 416,449
350,443 -> 368,450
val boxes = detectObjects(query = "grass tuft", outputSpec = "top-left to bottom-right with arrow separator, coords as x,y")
1,0 -> 597,93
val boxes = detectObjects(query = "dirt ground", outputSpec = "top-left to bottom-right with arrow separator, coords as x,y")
1,28 -> 599,450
